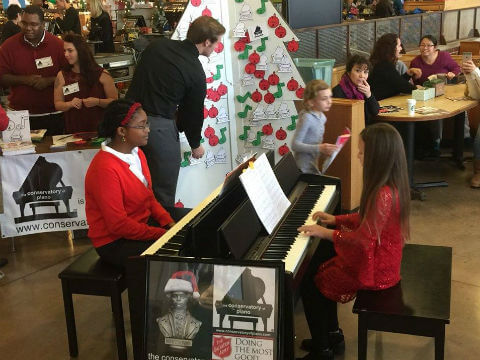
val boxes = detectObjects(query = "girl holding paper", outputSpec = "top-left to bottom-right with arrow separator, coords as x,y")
297,123 -> 410,360
291,79 -> 338,175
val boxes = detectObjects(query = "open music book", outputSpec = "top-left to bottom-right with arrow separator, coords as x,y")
239,153 -> 291,234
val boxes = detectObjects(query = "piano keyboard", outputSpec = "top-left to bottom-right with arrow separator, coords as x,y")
142,184 -> 222,255
260,184 -> 336,276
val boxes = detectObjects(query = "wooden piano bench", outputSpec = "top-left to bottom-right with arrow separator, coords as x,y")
58,248 -> 127,360
30,201 -> 60,215
352,244 -> 452,360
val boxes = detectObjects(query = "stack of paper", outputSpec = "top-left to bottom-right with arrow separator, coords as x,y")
0,141 -> 36,155
239,153 -> 291,234
30,129 -> 47,142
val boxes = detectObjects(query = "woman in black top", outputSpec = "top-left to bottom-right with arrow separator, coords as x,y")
87,0 -> 115,53
368,33 -> 420,100
332,55 -> 380,126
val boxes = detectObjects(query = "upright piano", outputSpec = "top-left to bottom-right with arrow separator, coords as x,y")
128,152 -> 341,359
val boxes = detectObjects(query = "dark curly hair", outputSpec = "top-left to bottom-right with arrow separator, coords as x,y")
98,99 -> 143,139
370,33 -> 399,66
345,54 -> 371,73
62,33 -> 105,88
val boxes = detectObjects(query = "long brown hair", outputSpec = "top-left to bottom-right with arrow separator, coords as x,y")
62,33 -> 104,88
359,123 -> 410,241
370,33 -> 399,66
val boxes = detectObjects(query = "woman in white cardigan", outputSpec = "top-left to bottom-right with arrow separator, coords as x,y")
462,60 -> 480,188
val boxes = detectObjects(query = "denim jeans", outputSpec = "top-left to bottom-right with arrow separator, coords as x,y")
474,125 -> 480,160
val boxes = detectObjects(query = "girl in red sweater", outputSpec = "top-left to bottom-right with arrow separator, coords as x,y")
297,123 -> 410,360
85,99 -> 175,268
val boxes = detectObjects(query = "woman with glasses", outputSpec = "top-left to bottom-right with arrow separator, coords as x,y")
85,99 -> 175,269
409,35 -> 460,86
410,35 -> 461,158
54,33 -> 117,133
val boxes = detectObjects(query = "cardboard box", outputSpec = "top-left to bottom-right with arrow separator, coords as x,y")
412,87 -> 436,101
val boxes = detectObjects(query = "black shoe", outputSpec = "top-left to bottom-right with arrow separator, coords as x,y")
296,348 -> 333,360
0,258 -> 7,268
300,329 -> 345,355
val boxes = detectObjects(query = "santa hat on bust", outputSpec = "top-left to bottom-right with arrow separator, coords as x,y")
164,270 -> 200,299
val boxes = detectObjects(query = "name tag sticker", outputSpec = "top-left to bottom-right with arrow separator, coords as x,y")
62,82 -> 80,95
35,56 -> 53,69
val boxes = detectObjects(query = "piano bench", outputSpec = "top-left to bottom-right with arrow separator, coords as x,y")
58,248 -> 127,360
352,244 -> 452,360
30,201 -> 60,215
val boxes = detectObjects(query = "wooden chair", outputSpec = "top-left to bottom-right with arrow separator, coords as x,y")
353,244 -> 452,360
459,41 -> 480,55
58,248 -> 127,360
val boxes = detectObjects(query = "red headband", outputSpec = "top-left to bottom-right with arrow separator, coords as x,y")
120,102 -> 142,126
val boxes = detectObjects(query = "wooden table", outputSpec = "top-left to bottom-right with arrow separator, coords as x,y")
377,84 -> 478,199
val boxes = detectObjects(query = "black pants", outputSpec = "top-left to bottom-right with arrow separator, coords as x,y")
300,239 -> 339,351
30,112 -> 65,136
95,238 -> 155,270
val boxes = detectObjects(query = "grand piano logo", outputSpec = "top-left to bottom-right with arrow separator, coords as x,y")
12,156 -> 77,224
215,267 -> 273,333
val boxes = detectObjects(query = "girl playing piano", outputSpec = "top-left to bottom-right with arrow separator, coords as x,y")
297,123 -> 410,359
291,79 -> 338,174
85,99 -> 175,269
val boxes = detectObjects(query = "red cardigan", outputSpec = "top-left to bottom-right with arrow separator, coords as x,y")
85,149 -> 174,248
315,186 -> 404,303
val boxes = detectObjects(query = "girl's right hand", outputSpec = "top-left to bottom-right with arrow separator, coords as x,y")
70,98 -> 82,109
312,211 -> 336,225
319,143 -> 337,155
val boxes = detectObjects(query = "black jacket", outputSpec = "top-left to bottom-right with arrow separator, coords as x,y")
89,11 -> 114,53
0,21 -> 20,45
332,84 -> 380,126
368,61 -> 415,100
55,6 -> 81,35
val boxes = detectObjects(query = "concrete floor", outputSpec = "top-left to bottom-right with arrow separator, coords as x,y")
0,156 -> 479,360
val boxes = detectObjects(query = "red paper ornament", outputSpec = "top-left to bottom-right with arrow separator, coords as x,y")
190,0 -> 201,6
278,143 -> 290,156
206,88 -> 215,99
264,91 -> 275,104
259,78 -> 270,91
268,72 -> 280,85
204,125 -> 215,138
214,41 -> 224,53
248,51 -> 260,64
234,40 -> 246,52
276,127 -> 287,140
208,105 -> 218,118
174,199 -> 185,208
209,134 -> 219,146
251,89 -> 263,103
275,26 -> 286,38
245,63 -> 256,74
241,32 -> 251,44
267,14 -> 280,28
287,38 -> 299,52
207,88 -> 221,102
296,86 -> 305,99
203,106 -> 209,119
287,77 -> 299,91
262,123 -> 273,136
254,70 -> 265,79
205,72 -> 214,84
202,7 -> 212,17
217,83 -> 228,96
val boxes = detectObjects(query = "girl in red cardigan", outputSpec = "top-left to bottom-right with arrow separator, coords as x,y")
85,99 -> 175,268
297,123 -> 410,360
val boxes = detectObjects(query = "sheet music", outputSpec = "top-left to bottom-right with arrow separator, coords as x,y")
239,153 -> 291,234
322,128 -> 351,173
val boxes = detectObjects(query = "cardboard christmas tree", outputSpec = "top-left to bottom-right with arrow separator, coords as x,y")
172,0 -> 304,207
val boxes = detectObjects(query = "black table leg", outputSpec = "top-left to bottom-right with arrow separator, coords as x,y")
402,122 -> 427,200
453,112 -> 466,170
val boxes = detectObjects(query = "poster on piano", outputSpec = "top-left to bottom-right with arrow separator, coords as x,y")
0,150 -> 98,237
145,257 -> 284,360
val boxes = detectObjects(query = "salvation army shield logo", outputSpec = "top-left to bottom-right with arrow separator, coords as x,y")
212,336 -> 231,359
12,156 -> 77,224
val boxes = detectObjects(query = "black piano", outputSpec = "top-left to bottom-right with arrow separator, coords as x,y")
128,152 -> 341,360
215,267 -> 273,332
12,156 -> 75,224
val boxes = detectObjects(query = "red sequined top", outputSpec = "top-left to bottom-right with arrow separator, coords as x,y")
315,186 -> 404,303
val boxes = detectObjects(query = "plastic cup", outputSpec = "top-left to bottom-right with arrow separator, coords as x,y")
407,99 -> 416,116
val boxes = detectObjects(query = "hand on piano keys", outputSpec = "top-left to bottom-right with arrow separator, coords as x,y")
312,211 -> 336,226
297,224 -> 334,241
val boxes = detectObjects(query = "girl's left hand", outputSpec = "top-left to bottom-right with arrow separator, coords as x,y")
297,224 -> 334,240
83,97 -> 100,108
357,79 -> 371,98
446,72 -> 456,80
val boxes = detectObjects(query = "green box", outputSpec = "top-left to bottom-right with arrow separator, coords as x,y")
293,58 -> 335,86
412,87 -> 436,101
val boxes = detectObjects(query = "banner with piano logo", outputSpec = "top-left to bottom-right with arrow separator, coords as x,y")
145,257 -> 284,360
0,150 -> 98,237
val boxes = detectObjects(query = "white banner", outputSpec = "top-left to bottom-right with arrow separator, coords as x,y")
0,149 -> 98,237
